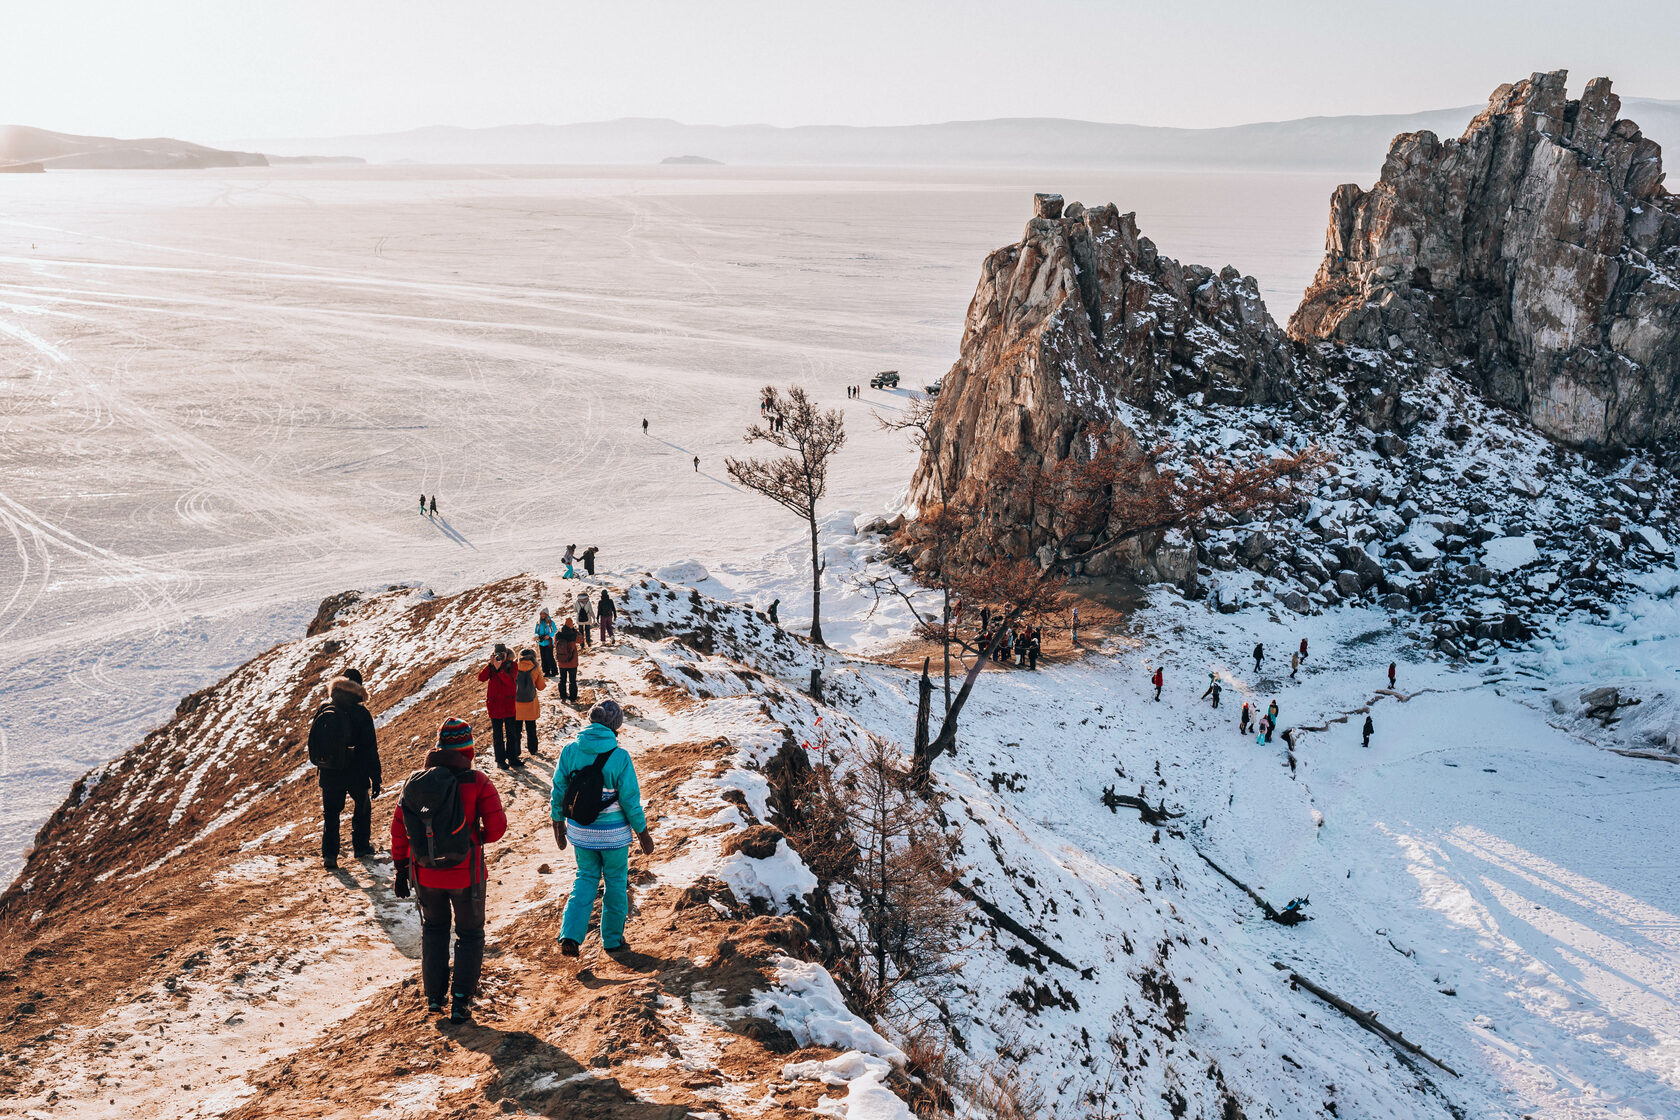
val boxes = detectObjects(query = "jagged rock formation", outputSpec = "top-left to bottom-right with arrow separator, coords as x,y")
908,192 -> 1292,583
1290,71 -> 1680,451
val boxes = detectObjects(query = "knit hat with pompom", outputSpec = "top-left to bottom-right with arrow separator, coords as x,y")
437,717 -> 474,750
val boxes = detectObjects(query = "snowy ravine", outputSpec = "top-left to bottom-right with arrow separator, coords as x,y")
5,555 -> 1677,1119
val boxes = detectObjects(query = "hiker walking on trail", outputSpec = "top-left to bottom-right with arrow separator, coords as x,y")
478,645 -> 520,770
1299,637 -> 1308,661
767,598 -> 779,626
562,544 -> 578,580
1252,643 -> 1264,672
1362,714 -> 1374,748
597,589 -> 618,642
1152,666 -> 1164,701
1387,661 -> 1397,689
535,609 -> 559,677
551,701 -> 653,957
513,649 -> 546,762
429,495 -> 438,516
419,494 -> 427,515
308,668 -> 382,869
554,620 -> 582,703
1267,699 -> 1279,726
1027,626 -> 1041,670
581,546 -> 598,577
1290,651 -> 1299,678
392,717 -> 507,1023
1240,702 -> 1251,735
1201,672 -> 1221,709
575,591 -> 595,647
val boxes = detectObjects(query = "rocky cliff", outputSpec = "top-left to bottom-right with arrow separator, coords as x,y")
907,192 -> 1295,584
1289,71 -> 1680,452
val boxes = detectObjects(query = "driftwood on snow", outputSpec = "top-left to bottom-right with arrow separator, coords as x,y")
1276,963 -> 1460,1078
953,881 -> 1090,977
1100,786 -> 1185,824
1195,850 -> 1308,925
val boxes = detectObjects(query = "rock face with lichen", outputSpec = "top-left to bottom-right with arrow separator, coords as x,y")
907,192 -> 1293,585
1289,70 -> 1680,451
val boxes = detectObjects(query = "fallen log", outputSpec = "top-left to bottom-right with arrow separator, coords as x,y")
1609,748 -> 1680,765
1277,963 -> 1459,1077
1195,851 -> 1307,925
953,881 -> 1089,977
1100,786 -> 1185,824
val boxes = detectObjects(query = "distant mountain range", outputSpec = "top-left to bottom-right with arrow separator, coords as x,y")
0,126 -> 362,170
239,98 -> 1680,172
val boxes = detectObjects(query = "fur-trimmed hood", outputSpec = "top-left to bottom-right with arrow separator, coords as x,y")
329,676 -> 368,704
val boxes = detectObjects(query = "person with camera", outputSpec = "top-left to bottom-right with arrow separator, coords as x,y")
476,644 -> 520,769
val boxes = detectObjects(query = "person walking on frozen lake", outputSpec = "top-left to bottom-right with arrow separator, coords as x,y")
598,589 -> 618,642
551,701 -> 653,957
535,609 -> 559,677
478,645 -> 519,770
1252,643 -> 1264,672
581,546 -> 598,576
642,418 -> 648,434
429,495 -> 438,516
392,717 -> 507,1022
419,494 -> 428,516
513,648 -> 546,763
554,620 -> 581,703
575,591 -> 595,647
562,544 -> 578,579
693,455 -> 700,472
308,667 -> 382,869
1362,714 -> 1374,748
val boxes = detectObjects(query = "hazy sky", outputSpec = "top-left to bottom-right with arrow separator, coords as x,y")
7,0 -> 1678,140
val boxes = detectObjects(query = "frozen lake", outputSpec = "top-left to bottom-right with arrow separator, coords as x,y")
0,164 -> 1351,882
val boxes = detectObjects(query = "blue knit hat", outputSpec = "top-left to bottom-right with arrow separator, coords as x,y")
437,717 -> 474,750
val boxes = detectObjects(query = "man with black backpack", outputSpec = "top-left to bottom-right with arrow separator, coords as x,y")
391,717 -> 507,1023
308,668 -> 382,869
549,700 -> 652,958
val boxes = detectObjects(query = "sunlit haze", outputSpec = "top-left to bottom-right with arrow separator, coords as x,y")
6,0 -> 1679,140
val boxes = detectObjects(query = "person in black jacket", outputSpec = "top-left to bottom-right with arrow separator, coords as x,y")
317,668 -> 382,869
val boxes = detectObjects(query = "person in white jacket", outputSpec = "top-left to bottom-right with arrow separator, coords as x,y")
575,590 -> 596,647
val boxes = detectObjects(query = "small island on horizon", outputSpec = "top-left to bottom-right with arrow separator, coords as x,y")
660,153 -> 723,165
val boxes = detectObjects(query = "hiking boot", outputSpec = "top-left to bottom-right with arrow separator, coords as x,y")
496,762 -> 510,771
510,759 -> 525,769
353,846 -> 377,858
323,856 -> 338,870
449,999 -> 471,1024
559,938 -> 580,957
604,941 -> 632,955
427,1000 -> 443,1014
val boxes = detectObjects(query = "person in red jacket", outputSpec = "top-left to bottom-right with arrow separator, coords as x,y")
392,717 -> 508,1022
477,644 -> 520,770
1151,666 -> 1164,701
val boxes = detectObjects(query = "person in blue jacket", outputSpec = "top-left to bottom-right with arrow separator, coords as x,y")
550,700 -> 654,956
534,609 -> 559,677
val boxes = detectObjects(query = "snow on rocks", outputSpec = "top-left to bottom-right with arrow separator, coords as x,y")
755,957 -> 907,1063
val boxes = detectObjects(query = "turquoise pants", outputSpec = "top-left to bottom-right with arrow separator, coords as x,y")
561,844 -> 630,947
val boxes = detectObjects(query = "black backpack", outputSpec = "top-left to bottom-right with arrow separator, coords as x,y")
307,703 -> 355,771
561,749 -> 619,826
515,667 -> 537,704
399,767 -> 472,868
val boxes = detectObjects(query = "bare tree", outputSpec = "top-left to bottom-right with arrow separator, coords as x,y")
727,386 -> 846,647
910,433 -> 1327,780
806,734 -> 969,1016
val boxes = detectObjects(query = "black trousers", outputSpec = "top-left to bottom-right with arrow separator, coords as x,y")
491,716 -> 520,765
319,774 -> 371,858
539,645 -> 558,676
521,719 -> 539,755
416,881 -> 487,1004
583,557 -> 595,575
556,666 -> 578,701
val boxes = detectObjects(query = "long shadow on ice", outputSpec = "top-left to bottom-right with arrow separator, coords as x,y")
430,515 -> 476,550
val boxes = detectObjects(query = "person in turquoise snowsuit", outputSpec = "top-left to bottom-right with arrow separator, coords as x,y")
550,700 -> 653,954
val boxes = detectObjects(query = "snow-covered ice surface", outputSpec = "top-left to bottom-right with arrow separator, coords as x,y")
0,164 -> 1345,882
